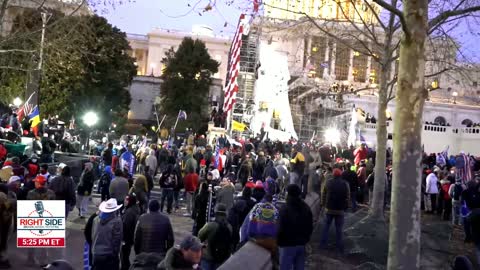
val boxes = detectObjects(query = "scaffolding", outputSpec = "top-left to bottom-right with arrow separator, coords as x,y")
231,26 -> 260,136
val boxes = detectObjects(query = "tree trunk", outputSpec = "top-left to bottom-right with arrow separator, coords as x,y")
370,65 -> 389,220
0,0 -> 9,34
387,1 -> 428,269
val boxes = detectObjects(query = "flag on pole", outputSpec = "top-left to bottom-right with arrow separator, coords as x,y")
17,92 -> 36,122
178,110 -> 187,120
223,14 -> 246,114
28,106 -> 41,136
232,120 -> 247,131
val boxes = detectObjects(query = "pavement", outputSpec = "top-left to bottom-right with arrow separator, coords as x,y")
6,194 -> 194,270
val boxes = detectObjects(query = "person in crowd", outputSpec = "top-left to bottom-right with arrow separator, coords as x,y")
41,133 -> 57,163
252,180 -> 266,203
425,168 -> 440,214
129,175 -> 149,213
0,184 -> 15,269
48,164 -> 76,219
440,175 -> 453,221
145,149 -> 158,177
216,178 -> 235,213
184,169 -> 199,217
39,164 -> 51,184
356,162 -> 367,204
237,158 -> 253,187
199,203 -> 233,270
320,168 -> 350,254
76,162 -> 94,218
278,184 -> 313,270
121,193 -> 140,270
134,200 -> 174,258
84,202 -> 100,270
254,151 -> 267,181
109,168 -> 129,206
183,146 -> 198,177
91,199 -> 123,270
120,145 -> 135,176
21,154 -> 40,179
342,162 -> 358,212
449,175 -> 466,226
193,182 -> 210,236
102,143 -> 114,167
173,161 -> 184,213
157,235 -> 203,270
353,143 -> 367,166
26,175 -> 55,266
290,145 -> 305,187
159,164 -> 178,214
144,166 -> 154,199
221,193 -> 280,270
228,187 -> 256,250
462,180 -> 480,243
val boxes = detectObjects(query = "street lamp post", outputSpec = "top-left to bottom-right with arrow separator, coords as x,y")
82,111 -> 98,154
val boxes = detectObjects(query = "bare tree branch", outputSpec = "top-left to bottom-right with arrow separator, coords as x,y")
371,0 -> 410,40
429,4 -> 480,32
0,65 -> 29,71
0,49 -> 36,53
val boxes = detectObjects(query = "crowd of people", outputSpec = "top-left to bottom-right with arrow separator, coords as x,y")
0,130 -> 479,269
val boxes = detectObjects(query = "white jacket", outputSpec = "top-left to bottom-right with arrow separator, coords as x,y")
425,173 -> 439,194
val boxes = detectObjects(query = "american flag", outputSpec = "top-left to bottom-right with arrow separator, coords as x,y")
17,92 -> 36,122
223,14 -> 246,114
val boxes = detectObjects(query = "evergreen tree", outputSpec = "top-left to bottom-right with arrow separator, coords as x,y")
160,37 -> 219,132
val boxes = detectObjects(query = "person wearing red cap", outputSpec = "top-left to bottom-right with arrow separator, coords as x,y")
320,168 -> 350,254
26,175 -> 55,267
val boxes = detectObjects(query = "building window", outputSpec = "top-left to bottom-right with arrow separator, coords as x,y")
434,116 -> 447,126
462,119 -> 473,127
473,81 -> 478,87
308,36 -> 328,78
352,48 -> 368,83
455,80 -> 460,85
334,42 -> 350,81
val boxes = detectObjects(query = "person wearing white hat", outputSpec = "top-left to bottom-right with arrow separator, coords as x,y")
91,198 -> 123,270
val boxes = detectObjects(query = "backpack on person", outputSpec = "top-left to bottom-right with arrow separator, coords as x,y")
208,220 -> 233,264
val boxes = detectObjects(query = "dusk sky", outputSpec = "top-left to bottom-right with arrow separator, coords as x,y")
103,1 -> 479,62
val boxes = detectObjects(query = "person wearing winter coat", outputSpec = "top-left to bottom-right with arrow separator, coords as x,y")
0,184 -> 15,269
237,159 -> 253,187
159,164 -> 178,214
216,179 -> 235,212
449,175 -> 466,225
227,187 -> 256,250
91,199 -> 123,270
134,200 -> 174,258
121,193 -> 141,270
48,164 -> 76,219
252,181 -> 266,203
77,162 -> 95,218
425,168 -> 440,214
439,175 -> 453,221
109,168 -> 129,205
278,184 -> 313,270
193,182 -> 210,236
157,235 -> 203,270
145,149 -> 158,177
320,169 -> 350,253
129,175 -> 149,213
342,162 -> 358,211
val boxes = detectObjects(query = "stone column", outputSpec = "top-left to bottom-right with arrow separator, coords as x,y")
348,49 -> 354,81
305,36 -> 312,78
366,56 -> 372,83
323,37 -> 330,79
330,42 -> 337,79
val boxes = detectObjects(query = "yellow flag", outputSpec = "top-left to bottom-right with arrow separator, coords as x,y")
232,120 -> 247,131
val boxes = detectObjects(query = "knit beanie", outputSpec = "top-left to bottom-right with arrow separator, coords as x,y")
247,202 -> 279,240
264,177 -> 276,195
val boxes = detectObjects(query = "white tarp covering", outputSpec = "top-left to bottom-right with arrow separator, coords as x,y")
250,41 -> 298,141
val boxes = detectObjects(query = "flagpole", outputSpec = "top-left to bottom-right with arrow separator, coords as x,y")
173,110 -> 181,131
156,114 -> 166,133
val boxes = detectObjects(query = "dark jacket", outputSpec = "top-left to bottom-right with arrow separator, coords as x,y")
134,212 -> 174,256
157,247 -> 199,270
252,187 -> 266,203
91,213 -> 123,257
321,176 -> 350,215
77,169 -> 95,196
227,195 -> 256,247
102,147 -> 113,166
122,204 -> 141,245
48,175 -> 76,206
342,170 -> 358,191
278,197 -> 313,247
27,187 -> 56,200
193,190 -> 209,236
